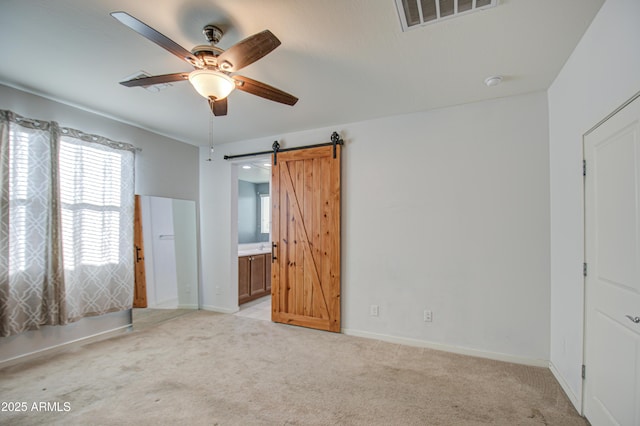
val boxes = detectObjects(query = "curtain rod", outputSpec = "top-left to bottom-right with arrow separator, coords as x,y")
224,131 -> 343,164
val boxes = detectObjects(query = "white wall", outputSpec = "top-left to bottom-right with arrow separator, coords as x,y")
201,91 -> 551,364
0,84 -> 199,364
548,0 -> 640,411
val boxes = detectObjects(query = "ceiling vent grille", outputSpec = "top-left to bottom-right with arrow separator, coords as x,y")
122,71 -> 173,92
395,0 -> 497,31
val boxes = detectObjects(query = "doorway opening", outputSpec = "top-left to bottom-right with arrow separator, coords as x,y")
234,157 -> 272,321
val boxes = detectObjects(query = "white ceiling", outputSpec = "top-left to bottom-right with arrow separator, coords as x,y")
0,0 -> 604,146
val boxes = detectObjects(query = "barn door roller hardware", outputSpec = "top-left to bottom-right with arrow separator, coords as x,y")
223,131 -> 344,165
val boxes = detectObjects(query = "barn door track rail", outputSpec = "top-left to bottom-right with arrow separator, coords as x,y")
224,131 -> 343,165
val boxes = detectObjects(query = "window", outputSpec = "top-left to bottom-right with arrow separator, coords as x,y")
7,129 -> 32,273
59,141 -> 124,269
260,194 -> 270,234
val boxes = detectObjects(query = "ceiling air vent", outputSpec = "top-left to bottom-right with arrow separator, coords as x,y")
121,71 -> 173,92
395,0 -> 497,31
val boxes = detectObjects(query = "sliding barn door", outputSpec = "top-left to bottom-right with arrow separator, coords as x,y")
271,146 -> 341,332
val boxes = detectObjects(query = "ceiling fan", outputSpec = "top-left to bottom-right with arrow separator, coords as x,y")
111,11 -> 298,116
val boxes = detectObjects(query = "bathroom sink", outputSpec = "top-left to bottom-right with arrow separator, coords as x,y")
238,247 -> 271,257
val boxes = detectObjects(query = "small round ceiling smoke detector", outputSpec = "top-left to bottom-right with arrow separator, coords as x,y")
484,75 -> 503,87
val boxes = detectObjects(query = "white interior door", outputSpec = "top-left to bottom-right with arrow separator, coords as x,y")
583,95 -> 640,426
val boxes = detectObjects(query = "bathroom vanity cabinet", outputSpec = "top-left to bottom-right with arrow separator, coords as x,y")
239,253 -> 271,305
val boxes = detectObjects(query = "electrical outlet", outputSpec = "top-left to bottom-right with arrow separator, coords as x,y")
370,305 -> 379,317
423,310 -> 432,322
215,286 -> 221,295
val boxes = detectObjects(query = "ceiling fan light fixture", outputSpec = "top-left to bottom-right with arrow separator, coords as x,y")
112,12 -> 298,116
188,69 -> 236,100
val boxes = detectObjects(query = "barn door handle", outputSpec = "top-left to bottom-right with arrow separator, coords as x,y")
135,246 -> 143,262
271,242 -> 277,263
626,315 -> 640,324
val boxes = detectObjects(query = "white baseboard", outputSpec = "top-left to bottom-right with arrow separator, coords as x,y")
0,325 -> 131,369
549,361 -> 582,413
342,328 -> 549,367
151,298 -> 179,309
201,304 -> 239,314
177,304 -> 199,309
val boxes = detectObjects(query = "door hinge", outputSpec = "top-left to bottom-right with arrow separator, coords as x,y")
582,364 -> 586,379
583,159 -> 586,177
583,262 -> 587,277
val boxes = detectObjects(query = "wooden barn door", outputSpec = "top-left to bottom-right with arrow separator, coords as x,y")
271,145 -> 341,332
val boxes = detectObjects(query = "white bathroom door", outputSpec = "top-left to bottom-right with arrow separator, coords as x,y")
583,95 -> 640,426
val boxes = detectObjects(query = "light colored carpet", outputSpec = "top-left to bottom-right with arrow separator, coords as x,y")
0,311 -> 586,425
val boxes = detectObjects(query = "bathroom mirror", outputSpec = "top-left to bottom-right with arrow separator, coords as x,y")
138,195 -> 199,309
238,161 -> 271,244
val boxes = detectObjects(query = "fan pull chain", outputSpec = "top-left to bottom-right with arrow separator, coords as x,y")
207,114 -> 214,162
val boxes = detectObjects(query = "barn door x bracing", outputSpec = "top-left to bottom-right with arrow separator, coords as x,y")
271,145 -> 341,332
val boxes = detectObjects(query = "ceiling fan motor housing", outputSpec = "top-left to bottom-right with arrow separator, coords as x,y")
203,25 -> 223,45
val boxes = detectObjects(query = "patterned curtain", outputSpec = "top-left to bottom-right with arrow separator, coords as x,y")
59,129 -> 135,322
0,111 -> 135,337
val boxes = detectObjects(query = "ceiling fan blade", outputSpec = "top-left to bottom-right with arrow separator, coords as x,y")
216,30 -> 281,72
233,76 -> 298,106
209,96 -> 228,116
119,72 -> 190,87
111,11 -> 202,67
